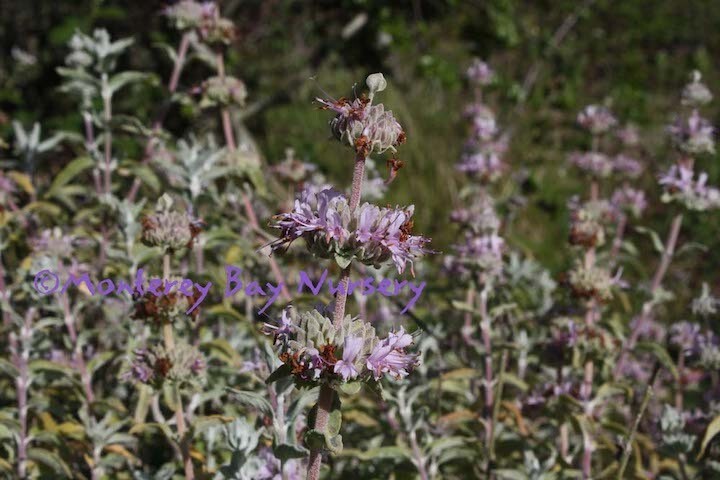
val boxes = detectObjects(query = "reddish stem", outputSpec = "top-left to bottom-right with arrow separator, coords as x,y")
615,213 -> 683,375
307,152 -> 367,480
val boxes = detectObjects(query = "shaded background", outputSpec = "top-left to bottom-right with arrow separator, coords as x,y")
1,0 -> 719,292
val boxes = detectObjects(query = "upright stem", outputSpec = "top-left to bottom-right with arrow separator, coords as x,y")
581,177 -> 599,479
479,288 -> 494,453
127,33 -> 190,202
60,292 -> 94,403
609,213 -> 627,265
0,252 -> 10,328
618,365 -> 659,479
675,353 -> 685,410
581,356 -> 594,479
615,213 -> 683,375
307,152 -> 367,480
462,284 -> 479,349
409,429 -> 429,480
161,253 -> 194,479
83,112 -> 102,196
12,309 -> 34,479
101,75 -> 112,196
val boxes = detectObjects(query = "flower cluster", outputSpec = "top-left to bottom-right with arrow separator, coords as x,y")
568,152 -> 613,178
132,280 -> 203,324
266,309 -> 417,385
449,232 -> 505,281
568,198 -> 615,247
450,191 -> 500,233
567,261 -> 621,303
124,343 -> 206,390
456,76 -> 507,182
668,110 -> 715,156
457,140 -> 507,181
316,73 -> 406,156
446,59 -> 507,285
198,76 -> 248,108
616,124 -> 640,147
577,104 -> 617,134
165,1 -> 235,44
466,58 -> 494,86
142,194 -> 202,251
659,164 -> 720,210
691,283 -> 718,317
682,70 -> 713,107
164,0 -> 216,31
612,154 -> 644,178
270,187 -> 431,274
271,148 -> 317,185
611,185 -> 647,218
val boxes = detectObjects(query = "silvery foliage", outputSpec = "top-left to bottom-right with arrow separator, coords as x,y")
660,405 -> 696,455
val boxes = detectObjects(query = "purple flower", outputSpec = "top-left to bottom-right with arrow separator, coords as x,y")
667,110 -> 715,155
190,356 -> 205,375
568,152 -> 614,177
271,189 -> 431,274
334,336 -> 364,380
669,321 -> 701,355
457,151 -> 505,181
469,107 -> 498,141
612,154 -> 644,178
125,348 -> 154,383
366,327 -> 417,380
0,171 -> 16,196
466,58 -> 494,86
611,186 -> 647,217
577,105 -> 617,134
272,188 -> 350,247
616,124 -> 640,147
659,164 -> 720,210
264,307 -> 294,339
452,232 -> 505,281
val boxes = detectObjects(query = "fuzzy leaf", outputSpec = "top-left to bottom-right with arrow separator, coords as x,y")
192,415 -> 235,436
106,71 -> 150,97
7,171 -> 35,195
46,156 -> 94,198
635,342 -> 678,379
129,422 -> 175,443
635,226 -> 665,254
227,389 -> 273,416
339,445 -> 412,461
697,415 -> 720,460
0,358 -> 19,378
27,448 -> 72,477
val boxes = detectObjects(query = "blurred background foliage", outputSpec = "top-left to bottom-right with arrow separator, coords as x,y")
1,0 -> 719,285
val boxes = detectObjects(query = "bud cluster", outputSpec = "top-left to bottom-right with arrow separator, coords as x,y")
142,194 -> 201,252
316,74 -> 406,156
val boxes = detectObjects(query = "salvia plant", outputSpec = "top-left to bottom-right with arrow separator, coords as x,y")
2,2 -> 720,480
